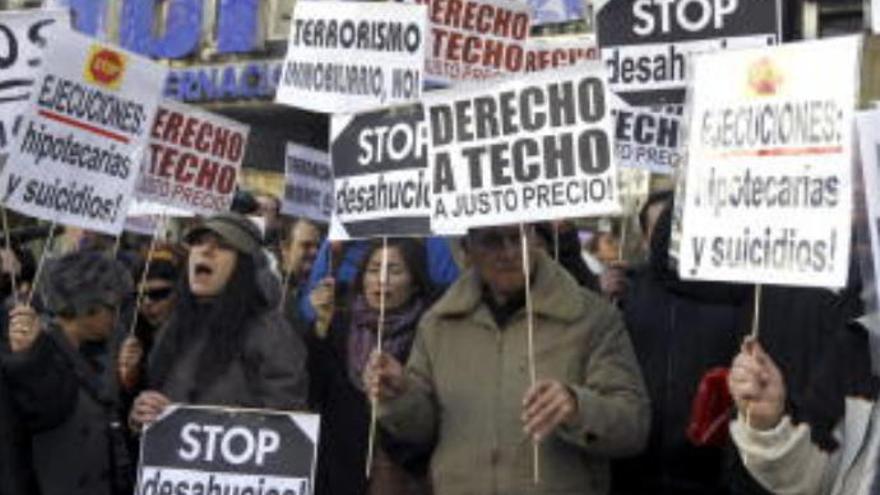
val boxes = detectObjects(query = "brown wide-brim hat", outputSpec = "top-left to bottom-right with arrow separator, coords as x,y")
183,212 -> 263,258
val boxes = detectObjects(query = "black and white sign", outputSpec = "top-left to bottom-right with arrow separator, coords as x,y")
330,103 -> 432,240
427,64 -> 619,233
596,0 -> 781,107
0,10 -> 68,151
613,95 -> 683,175
524,34 -> 599,74
282,142 -> 333,223
136,405 -> 319,495
276,1 -> 427,113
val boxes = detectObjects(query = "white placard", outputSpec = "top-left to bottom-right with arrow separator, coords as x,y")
678,37 -> 860,288
0,9 -> 68,151
135,99 -> 249,216
420,0 -> 531,84
275,1 -> 427,113
524,34 -> 599,73
0,30 -> 167,235
427,64 -> 619,233
282,142 -> 332,223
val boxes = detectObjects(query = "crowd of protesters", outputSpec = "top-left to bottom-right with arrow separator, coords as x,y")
0,187 -> 878,495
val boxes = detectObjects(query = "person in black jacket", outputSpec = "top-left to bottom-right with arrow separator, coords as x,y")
308,237 -> 435,495
1,251 -> 134,495
612,193 -> 752,495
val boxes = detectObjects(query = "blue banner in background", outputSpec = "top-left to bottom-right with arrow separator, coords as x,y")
529,0 -> 585,25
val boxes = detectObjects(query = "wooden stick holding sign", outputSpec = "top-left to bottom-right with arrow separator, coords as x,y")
26,219 -> 58,307
366,236 -> 389,478
127,215 -> 167,336
1,207 -> 18,306
111,231 -> 123,258
520,223 -> 540,484
553,222 -> 560,262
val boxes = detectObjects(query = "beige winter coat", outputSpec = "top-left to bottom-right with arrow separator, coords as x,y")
378,251 -> 650,495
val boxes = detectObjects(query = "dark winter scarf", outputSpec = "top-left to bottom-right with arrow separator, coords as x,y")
347,294 -> 426,391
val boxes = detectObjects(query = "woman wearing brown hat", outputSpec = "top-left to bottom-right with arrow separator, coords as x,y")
129,212 -> 308,429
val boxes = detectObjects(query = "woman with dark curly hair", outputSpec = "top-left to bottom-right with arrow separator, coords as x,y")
129,212 -> 308,430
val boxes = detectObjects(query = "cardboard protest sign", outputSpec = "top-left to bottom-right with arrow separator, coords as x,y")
275,1 -> 427,113
678,37 -> 859,288
524,34 -> 599,73
0,30 -> 167,235
0,10 -> 68,151
595,0 -> 781,107
282,142 -> 333,223
135,99 -> 249,216
427,64 -> 619,233
330,103 -> 433,240
416,0 -> 531,83
613,96 -> 683,175
136,405 -> 319,495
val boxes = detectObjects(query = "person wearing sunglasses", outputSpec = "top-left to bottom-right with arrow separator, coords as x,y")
364,224 -> 649,495
117,246 -> 184,442
0,251 -> 135,495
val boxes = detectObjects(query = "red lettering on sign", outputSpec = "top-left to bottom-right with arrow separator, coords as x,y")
163,111 -> 185,145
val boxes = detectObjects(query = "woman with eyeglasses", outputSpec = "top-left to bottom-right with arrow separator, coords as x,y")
128,213 -> 308,431
308,237 -> 436,495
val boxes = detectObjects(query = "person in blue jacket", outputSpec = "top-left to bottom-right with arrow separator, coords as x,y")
298,237 -> 459,325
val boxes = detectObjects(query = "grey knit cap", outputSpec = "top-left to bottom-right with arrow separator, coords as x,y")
40,251 -> 134,317
183,212 -> 263,258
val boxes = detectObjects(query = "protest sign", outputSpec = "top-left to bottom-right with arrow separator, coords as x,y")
595,0 -> 781,107
618,167 -> 650,216
612,95 -> 683,175
427,64 -> 619,233
678,37 -> 859,288
0,29 -> 167,235
524,34 -> 598,73
275,1 -> 427,114
330,103 -> 433,240
0,10 -> 68,151
135,99 -> 249,216
136,405 -> 319,495
874,0 -> 880,35
415,0 -> 531,84
282,142 -> 333,223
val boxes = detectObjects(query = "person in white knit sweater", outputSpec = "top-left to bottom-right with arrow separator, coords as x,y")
728,337 -> 880,495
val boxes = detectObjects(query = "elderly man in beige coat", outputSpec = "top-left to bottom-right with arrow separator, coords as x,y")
365,225 -> 650,495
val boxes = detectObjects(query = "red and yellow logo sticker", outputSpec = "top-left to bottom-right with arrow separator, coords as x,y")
84,45 -> 127,90
747,57 -> 784,98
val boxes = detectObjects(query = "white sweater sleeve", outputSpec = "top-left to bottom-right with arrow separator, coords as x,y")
730,416 -> 832,495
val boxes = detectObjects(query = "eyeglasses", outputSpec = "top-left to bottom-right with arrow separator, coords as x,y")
470,229 -> 527,250
143,287 -> 174,302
